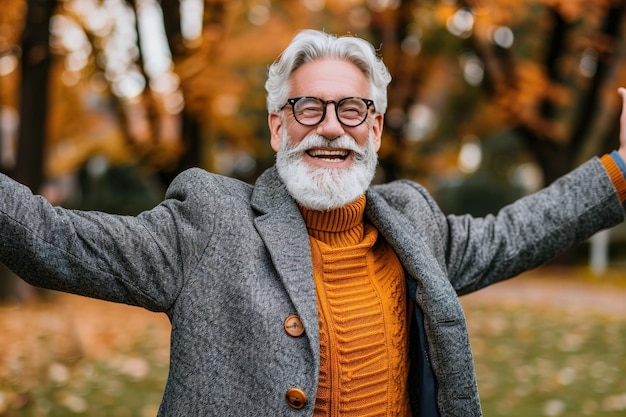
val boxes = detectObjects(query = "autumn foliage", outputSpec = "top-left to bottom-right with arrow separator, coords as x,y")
0,0 -> 625,192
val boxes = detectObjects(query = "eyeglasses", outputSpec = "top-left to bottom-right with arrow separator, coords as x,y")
281,96 -> 375,127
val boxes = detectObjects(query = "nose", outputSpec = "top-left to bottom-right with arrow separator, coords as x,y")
315,103 -> 345,140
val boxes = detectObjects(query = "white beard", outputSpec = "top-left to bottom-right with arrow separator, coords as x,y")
275,130 -> 378,211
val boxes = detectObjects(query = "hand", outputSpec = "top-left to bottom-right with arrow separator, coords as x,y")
618,87 -> 626,162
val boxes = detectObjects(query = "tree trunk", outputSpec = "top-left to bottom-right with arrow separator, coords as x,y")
1,0 -> 58,301
158,0 -> 201,186
16,0 -> 57,191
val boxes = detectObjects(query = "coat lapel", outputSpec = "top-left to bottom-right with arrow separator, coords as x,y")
365,189 -> 435,284
365,187 -> 474,416
251,167 -> 320,358
365,188 -> 460,311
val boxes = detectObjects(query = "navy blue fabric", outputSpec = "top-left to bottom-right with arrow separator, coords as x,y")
407,278 -> 441,417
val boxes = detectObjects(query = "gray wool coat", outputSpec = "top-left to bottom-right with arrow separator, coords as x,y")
0,157 -> 623,416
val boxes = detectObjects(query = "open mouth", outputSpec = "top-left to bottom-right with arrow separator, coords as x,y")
306,148 -> 351,161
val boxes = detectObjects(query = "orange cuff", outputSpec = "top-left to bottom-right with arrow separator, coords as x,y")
600,154 -> 626,202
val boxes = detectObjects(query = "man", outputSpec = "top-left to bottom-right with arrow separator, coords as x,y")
1,29 -> 626,416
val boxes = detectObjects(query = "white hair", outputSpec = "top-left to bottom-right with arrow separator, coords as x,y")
265,29 -> 392,115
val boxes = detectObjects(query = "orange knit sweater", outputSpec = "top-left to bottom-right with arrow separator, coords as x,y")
300,196 -> 411,417
296,155 -> 625,416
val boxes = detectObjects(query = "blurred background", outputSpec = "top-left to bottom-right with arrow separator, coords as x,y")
3,0 -> 626,244
2,0 -> 626,416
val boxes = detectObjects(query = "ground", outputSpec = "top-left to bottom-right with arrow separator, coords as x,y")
461,266 -> 626,318
1,265 -> 626,416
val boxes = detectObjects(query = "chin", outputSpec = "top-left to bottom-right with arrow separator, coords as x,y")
276,131 -> 378,210
277,158 -> 375,211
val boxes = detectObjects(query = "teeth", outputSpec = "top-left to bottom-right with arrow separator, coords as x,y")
307,149 -> 350,158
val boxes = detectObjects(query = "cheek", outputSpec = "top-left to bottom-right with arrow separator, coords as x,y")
284,124 -> 310,145
271,118 -> 306,152
353,128 -> 374,148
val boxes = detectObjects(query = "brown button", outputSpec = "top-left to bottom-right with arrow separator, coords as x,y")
285,387 -> 307,409
284,315 -> 305,337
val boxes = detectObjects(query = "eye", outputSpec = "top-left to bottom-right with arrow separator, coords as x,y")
338,99 -> 367,119
294,98 -> 324,117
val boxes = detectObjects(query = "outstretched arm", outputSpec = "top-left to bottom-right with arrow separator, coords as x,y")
442,90 -> 626,294
0,171 -> 196,312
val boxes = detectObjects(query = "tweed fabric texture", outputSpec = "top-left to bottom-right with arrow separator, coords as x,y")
0,158 -> 623,416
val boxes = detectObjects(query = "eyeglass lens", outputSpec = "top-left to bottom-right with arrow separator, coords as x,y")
292,97 -> 370,127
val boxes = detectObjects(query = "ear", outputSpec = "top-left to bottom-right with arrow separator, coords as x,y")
371,113 -> 384,152
268,112 -> 284,152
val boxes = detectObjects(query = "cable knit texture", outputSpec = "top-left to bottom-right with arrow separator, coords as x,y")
0,159 -> 623,416
300,196 -> 411,417
601,154 -> 626,202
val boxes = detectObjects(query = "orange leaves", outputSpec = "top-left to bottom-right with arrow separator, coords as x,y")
0,293 -> 170,415
490,61 -> 573,142
0,0 -> 26,48
541,0 -> 614,22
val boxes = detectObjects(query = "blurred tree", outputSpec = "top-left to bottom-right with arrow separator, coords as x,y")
4,0 -> 626,197
0,0 -> 57,301
17,0 -> 58,192
363,0 -> 626,188
157,0 -> 201,185
0,0 -> 25,175
2,0 -> 626,297
463,0 -> 626,184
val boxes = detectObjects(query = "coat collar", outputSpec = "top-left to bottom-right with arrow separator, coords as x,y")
252,167 -> 445,302
365,187 -> 445,293
251,168 -> 472,414
249,167 -> 460,349
365,186 -> 462,314
250,167 -> 320,358
249,166 -> 441,304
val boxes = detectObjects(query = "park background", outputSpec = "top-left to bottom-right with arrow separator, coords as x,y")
1,0 -> 626,415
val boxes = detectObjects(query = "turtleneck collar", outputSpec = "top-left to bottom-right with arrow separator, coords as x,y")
298,195 -> 367,247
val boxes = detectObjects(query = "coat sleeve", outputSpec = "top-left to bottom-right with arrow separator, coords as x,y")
0,168 -> 212,312
439,157 -> 625,295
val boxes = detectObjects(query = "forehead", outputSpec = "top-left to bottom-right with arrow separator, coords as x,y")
288,58 -> 370,99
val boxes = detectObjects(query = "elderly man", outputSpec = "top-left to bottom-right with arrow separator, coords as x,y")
2,29 -> 626,416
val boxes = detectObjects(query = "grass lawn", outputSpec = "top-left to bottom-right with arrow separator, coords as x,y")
464,302 -> 626,416
462,267 -> 626,416
1,267 -> 626,416
0,294 -> 170,417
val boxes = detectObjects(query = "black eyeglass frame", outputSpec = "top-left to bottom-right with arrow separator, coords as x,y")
280,96 -> 375,127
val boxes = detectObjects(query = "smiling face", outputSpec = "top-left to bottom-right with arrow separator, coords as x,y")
268,59 -> 384,210
268,58 -> 383,163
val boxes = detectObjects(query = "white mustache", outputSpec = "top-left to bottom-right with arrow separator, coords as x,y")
283,134 -> 367,160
